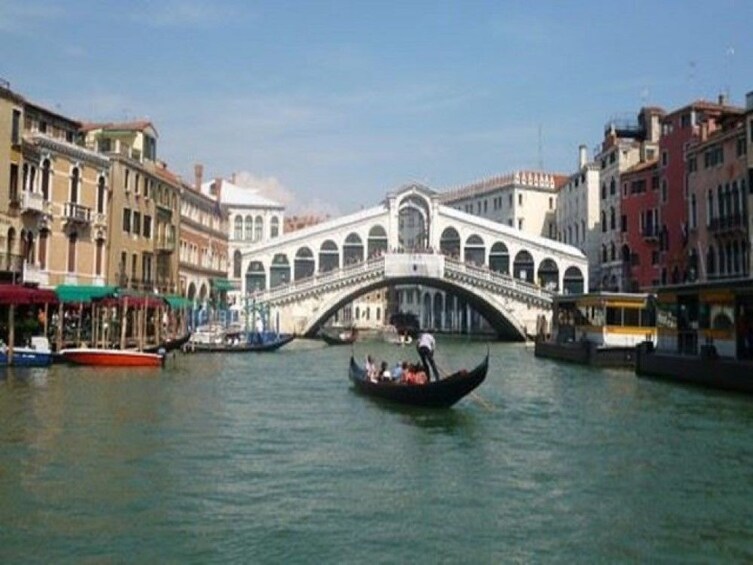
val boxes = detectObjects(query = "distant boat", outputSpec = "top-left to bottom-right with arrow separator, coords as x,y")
320,327 -> 358,346
348,352 -> 489,408
183,332 -> 295,353
59,348 -> 164,367
382,325 -> 413,346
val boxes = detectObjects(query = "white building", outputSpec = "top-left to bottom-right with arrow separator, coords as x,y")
595,107 -> 662,290
440,170 -> 565,239
199,175 -> 284,310
556,146 -> 601,289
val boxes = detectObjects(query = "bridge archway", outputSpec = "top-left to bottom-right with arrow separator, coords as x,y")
270,253 -> 290,288
537,258 -> 559,291
294,246 -> 315,280
464,234 -> 485,266
398,194 -> 430,251
513,250 -> 535,283
563,266 -> 585,294
344,233 -> 364,265
302,275 -> 529,340
489,242 -> 510,274
440,227 -> 460,257
246,260 -> 266,292
367,225 -> 388,258
319,240 -> 339,272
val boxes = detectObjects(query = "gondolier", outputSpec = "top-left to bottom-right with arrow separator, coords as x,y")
416,331 -> 439,382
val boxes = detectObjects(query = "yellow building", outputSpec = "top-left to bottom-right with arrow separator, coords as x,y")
0,80 -> 25,282
20,99 -> 110,287
82,122 -> 180,294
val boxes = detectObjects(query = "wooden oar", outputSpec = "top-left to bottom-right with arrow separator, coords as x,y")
436,347 -> 495,411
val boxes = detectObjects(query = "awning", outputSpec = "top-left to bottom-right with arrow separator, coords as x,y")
0,285 -> 58,305
55,285 -> 118,303
211,278 -> 235,291
164,295 -> 193,309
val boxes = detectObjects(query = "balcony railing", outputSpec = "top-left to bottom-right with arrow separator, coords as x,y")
708,214 -> 747,235
156,238 -> 175,253
21,191 -> 50,215
63,202 -> 92,224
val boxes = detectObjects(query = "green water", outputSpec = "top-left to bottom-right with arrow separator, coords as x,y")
1,339 -> 752,563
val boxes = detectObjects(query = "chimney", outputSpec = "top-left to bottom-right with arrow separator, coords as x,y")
718,92 -> 728,106
578,144 -> 588,169
194,163 -> 203,191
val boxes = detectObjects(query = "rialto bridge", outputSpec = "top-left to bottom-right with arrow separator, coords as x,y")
239,184 -> 588,340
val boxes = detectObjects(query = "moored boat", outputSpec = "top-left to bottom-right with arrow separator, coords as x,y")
0,337 -> 54,367
59,347 -> 164,367
348,352 -> 489,408
183,332 -> 295,353
320,326 -> 357,346
534,292 -> 656,368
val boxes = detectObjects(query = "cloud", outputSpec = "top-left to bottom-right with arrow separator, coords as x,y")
231,171 -> 339,217
129,0 -> 244,28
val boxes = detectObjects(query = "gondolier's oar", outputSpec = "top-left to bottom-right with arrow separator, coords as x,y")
436,346 -> 495,411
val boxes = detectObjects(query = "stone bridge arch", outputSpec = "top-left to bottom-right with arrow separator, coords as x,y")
297,275 -> 528,340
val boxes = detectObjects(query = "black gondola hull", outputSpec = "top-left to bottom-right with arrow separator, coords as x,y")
184,334 -> 295,353
348,354 -> 488,408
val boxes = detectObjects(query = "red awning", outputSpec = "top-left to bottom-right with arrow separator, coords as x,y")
0,285 -> 58,305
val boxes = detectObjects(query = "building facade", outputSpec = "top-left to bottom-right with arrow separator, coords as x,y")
556,145 -> 601,290
440,171 -> 564,239
179,168 -> 229,306
82,121 -> 181,294
685,108 -> 747,282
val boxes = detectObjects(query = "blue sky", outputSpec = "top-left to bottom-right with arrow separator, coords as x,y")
2,0 -> 752,215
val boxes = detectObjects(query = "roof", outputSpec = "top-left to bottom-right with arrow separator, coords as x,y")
202,179 -> 283,208
80,120 -> 158,137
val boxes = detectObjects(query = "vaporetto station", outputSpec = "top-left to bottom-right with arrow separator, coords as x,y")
239,184 -> 588,340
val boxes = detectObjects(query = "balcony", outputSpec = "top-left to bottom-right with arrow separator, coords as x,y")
156,238 -> 175,254
92,212 -> 107,229
22,261 -> 49,286
21,191 -> 51,215
708,214 -> 747,236
63,202 -> 92,225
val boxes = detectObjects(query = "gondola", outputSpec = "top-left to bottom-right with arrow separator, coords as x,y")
348,352 -> 489,408
142,331 -> 192,354
183,333 -> 295,353
320,327 -> 358,346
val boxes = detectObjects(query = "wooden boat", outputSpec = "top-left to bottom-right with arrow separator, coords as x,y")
142,331 -> 192,354
348,352 -> 489,408
59,347 -> 165,367
183,332 -> 295,353
320,327 -> 357,346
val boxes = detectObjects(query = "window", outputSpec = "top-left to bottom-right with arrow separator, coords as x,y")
610,207 -> 615,230
97,176 -> 106,214
245,215 -> 253,240
132,212 -> 141,236
11,109 -> 21,145
131,253 -> 138,282
234,216 -> 243,240
254,215 -> 263,242
70,167 -> 80,203
125,169 -> 130,191
661,179 -> 668,203
518,218 -> 523,230
661,151 -> 668,167
41,159 -> 51,200
601,183 -> 606,199
518,193 -> 523,206
9,163 -> 18,201
99,137 -> 112,153
67,232 -> 77,273
621,214 -> 627,232
610,178 -> 616,195
271,217 -> 280,238
134,173 -> 140,195
548,197 -> 553,210
123,208 -> 131,233
143,215 -> 152,238
143,253 -> 153,284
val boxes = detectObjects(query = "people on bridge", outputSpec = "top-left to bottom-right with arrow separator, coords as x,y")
416,331 -> 439,382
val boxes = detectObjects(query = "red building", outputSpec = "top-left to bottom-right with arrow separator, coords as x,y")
685,110 -> 747,281
620,159 -> 660,290
657,98 -> 739,284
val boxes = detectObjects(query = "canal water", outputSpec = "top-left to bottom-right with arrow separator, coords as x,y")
1,339 -> 752,563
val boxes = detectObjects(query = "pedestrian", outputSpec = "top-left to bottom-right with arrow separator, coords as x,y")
416,331 -> 439,382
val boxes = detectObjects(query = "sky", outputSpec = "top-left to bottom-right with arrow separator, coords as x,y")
2,0 -> 753,216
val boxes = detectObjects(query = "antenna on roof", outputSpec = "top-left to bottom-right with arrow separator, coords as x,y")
688,60 -> 697,99
724,46 -> 735,102
537,124 -> 543,170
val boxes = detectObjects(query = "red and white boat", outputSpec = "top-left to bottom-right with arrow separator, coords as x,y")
59,347 -> 165,367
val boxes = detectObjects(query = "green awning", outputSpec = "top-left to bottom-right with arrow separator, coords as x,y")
164,295 -> 193,309
55,285 -> 119,303
211,278 -> 235,291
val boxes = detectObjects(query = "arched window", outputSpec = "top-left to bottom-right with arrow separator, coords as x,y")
270,216 -> 280,238
244,215 -> 253,240
254,215 -> 263,242
41,159 -> 51,200
97,176 -> 106,214
610,207 -> 616,230
70,167 -> 80,203
234,216 -> 243,240
233,249 -> 242,278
